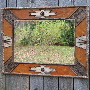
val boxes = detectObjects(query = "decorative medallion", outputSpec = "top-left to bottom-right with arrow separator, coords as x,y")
3,35 -> 12,48
76,35 -> 87,49
30,10 -> 56,18
30,65 -> 56,74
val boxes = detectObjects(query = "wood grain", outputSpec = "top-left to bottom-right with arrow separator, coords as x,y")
75,47 -> 86,67
7,0 -> 17,7
74,78 -> 89,90
0,0 -> 89,90
11,64 -> 76,76
4,1 -> 30,90
30,0 -> 58,7
17,0 -> 30,7
44,77 -> 58,90
0,8 -> 5,90
87,0 -> 90,5
0,0 -> 6,8
5,75 -> 29,90
76,18 -> 87,37
3,19 -> 12,37
59,77 -> 73,90
74,0 -> 87,5
30,76 -> 43,90
4,47 -> 12,62
59,0 -> 72,6
11,7 -> 78,19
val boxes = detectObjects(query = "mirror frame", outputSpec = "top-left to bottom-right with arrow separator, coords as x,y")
2,6 -> 89,78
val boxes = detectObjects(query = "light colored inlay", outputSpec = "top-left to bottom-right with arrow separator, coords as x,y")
31,10 -> 56,18
3,35 -> 12,48
30,65 -> 56,74
76,35 -> 86,49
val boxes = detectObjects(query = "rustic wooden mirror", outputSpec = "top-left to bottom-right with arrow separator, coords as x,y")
2,6 -> 89,78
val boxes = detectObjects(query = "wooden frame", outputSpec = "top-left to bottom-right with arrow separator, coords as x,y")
2,6 -> 89,78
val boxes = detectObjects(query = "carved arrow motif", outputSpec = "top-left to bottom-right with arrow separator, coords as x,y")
76,35 -> 87,49
3,35 -> 12,48
30,10 -> 56,18
30,65 -> 56,74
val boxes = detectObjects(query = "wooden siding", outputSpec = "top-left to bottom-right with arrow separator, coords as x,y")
0,0 -> 89,90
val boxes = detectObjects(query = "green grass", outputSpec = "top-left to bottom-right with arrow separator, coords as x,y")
14,45 -> 75,64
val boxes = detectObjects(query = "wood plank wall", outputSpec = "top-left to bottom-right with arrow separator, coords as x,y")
0,0 -> 89,90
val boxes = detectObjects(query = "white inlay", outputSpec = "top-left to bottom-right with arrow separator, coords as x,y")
31,10 -> 56,18
3,35 -> 12,48
30,65 -> 56,74
76,35 -> 87,49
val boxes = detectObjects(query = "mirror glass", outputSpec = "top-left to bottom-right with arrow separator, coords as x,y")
14,20 -> 75,64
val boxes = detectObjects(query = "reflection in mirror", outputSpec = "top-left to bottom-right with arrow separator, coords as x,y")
14,20 -> 75,64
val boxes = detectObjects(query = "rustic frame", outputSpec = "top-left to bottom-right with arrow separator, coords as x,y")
2,6 -> 89,78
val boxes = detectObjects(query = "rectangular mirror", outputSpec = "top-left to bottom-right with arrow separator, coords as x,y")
14,20 -> 75,64
2,6 -> 89,78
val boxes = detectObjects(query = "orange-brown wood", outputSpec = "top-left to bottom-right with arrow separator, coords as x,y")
48,7 -> 78,18
11,7 -> 78,19
45,65 -> 76,76
3,19 -> 12,37
11,64 -> 76,76
11,64 -> 41,74
75,47 -> 86,67
4,47 -> 12,62
76,18 -> 87,37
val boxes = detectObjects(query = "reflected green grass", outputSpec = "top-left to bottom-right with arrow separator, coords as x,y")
14,45 -> 75,64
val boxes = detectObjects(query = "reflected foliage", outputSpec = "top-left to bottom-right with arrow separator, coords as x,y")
14,20 -> 74,46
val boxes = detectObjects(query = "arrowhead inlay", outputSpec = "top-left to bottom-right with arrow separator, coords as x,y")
30,10 -> 56,18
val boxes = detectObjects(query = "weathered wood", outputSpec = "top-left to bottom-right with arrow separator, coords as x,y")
58,1 -> 74,90
5,75 -> 29,90
73,0 -> 87,5
73,1 -> 89,90
44,77 -> 58,90
0,8 -> 5,90
0,75 -> 5,90
29,0 -> 58,90
17,0 -> 30,7
7,0 -> 17,7
59,77 -> 73,90
0,0 -> 6,8
30,0 -> 58,7
87,0 -> 90,5
30,76 -> 43,90
74,78 -> 89,90
4,1 -> 30,90
59,0 -> 72,6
